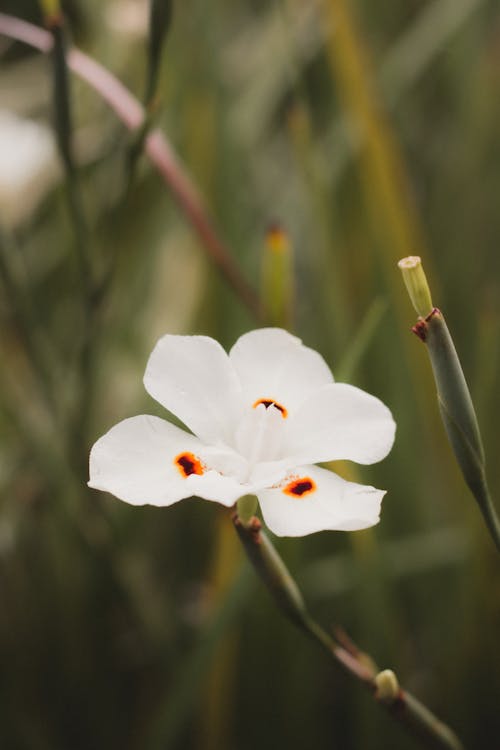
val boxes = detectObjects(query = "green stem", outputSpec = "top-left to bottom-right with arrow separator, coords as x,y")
233,513 -> 465,750
47,12 -> 93,293
398,256 -> 500,552
145,0 -> 173,107
43,8 -> 98,460
416,308 -> 500,551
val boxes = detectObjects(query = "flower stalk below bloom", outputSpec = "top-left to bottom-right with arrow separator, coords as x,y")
233,515 -> 308,631
235,495 -> 258,527
233,511 -> 465,750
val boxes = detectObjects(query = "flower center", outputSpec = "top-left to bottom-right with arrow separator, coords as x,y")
234,402 -> 286,474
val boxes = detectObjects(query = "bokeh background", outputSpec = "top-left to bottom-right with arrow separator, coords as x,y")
1,1 -> 500,748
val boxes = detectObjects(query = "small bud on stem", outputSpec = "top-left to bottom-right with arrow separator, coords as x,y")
375,669 -> 400,704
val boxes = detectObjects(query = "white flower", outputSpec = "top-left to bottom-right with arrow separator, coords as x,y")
89,328 -> 396,536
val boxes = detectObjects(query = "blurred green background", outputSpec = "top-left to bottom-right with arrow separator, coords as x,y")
1,1 -> 500,748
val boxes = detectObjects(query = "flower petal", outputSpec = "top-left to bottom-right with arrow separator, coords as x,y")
143,334 -> 242,444
88,415 -> 245,507
257,465 -> 385,537
284,383 -> 396,465
229,328 -> 334,415
187,469 -> 247,507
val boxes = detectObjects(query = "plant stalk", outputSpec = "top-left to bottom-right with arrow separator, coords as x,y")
233,513 -> 465,750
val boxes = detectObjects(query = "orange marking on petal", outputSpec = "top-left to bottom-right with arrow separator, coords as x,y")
252,398 -> 288,418
175,452 -> 205,478
283,477 -> 316,498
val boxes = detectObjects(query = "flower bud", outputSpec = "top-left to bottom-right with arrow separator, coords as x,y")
375,669 -> 400,704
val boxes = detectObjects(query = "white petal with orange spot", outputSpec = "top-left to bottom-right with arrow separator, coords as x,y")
229,328 -> 333,417
257,465 -> 385,537
89,415 -> 244,508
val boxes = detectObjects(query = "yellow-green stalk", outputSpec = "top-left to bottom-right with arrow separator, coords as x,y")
261,224 -> 294,329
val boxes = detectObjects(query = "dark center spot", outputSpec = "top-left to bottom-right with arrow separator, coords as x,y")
290,480 -> 313,496
283,476 -> 316,498
175,452 -> 203,477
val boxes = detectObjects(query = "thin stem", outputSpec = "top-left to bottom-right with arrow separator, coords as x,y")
42,9 -> 97,460
46,13 -> 93,291
233,514 -> 465,750
0,12 -> 259,318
